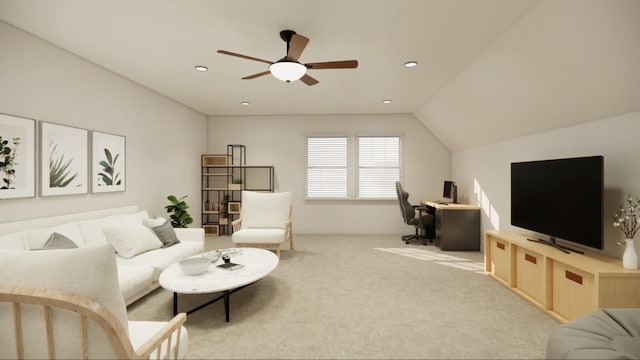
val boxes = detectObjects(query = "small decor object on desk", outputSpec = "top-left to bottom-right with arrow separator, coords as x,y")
613,194 -> 640,270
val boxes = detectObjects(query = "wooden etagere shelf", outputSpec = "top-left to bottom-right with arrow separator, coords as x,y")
485,230 -> 640,323
201,145 -> 274,236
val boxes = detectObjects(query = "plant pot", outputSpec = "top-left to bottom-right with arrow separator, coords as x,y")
623,239 -> 638,270
219,217 -> 228,225
228,183 -> 244,190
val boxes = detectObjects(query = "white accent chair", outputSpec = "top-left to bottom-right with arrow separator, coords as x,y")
231,191 -> 293,257
0,245 -> 188,359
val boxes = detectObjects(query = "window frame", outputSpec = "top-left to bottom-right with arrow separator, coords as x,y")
305,134 -> 404,200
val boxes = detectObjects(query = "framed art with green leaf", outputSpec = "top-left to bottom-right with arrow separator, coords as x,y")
91,131 -> 125,193
40,121 -> 89,196
0,113 -> 36,199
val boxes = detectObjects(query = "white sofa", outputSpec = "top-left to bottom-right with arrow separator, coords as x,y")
0,205 -> 204,305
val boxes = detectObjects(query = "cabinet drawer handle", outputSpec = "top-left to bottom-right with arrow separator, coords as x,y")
496,242 -> 505,250
525,253 -> 537,264
565,270 -> 583,285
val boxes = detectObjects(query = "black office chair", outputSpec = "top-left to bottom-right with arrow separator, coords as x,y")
395,181 -> 434,245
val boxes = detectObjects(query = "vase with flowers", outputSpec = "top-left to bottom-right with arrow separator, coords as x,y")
613,194 -> 640,270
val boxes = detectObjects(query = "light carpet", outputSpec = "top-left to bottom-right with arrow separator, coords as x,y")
127,234 -> 558,359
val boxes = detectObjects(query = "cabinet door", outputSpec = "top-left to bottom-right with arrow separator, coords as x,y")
552,262 -> 595,321
488,236 -> 513,285
515,247 -> 545,305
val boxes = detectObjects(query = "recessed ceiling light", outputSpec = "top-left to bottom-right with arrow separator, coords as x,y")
382,99 -> 392,104
194,65 -> 208,72
404,61 -> 418,68
241,101 -> 251,106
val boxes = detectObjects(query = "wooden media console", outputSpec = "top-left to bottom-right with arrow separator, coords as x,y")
485,230 -> 640,323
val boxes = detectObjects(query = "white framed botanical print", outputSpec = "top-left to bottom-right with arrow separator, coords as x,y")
91,131 -> 125,193
0,113 -> 36,199
39,121 -> 89,196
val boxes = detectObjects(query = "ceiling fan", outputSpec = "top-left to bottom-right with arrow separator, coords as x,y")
217,30 -> 358,86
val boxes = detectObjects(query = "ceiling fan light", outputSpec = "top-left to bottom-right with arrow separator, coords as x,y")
269,61 -> 306,82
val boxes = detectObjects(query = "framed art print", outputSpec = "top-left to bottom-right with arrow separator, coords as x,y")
40,121 -> 89,196
91,131 -> 125,193
0,113 -> 36,199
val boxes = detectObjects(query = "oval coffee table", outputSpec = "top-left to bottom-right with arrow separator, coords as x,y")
159,248 -> 278,322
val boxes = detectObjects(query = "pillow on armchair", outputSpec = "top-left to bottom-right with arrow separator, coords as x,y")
240,191 -> 292,229
0,244 -> 128,359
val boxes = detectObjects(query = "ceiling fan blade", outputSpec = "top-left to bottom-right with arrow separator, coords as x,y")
217,50 -> 272,65
300,74 -> 319,86
242,71 -> 271,80
306,60 -> 358,69
287,34 -> 309,61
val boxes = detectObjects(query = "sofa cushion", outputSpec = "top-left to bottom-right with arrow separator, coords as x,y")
119,210 -> 150,226
104,225 -> 163,259
117,265 -> 155,304
78,215 -> 121,247
0,244 -> 129,359
240,191 -> 291,229
0,230 -> 28,250
151,220 -> 181,248
26,222 -> 85,249
232,228 -> 286,244
117,241 -> 203,281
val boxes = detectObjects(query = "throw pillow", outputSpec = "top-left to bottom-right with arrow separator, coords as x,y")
143,216 -> 167,228
26,222 -> 85,249
151,220 -> 181,248
41,232 -> 79,249
78,215 -> 121,247
118,210 -> 150,226
0,231 -> 28,250
103,225 -> 163,259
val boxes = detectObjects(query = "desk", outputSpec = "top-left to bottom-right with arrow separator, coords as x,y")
421,201 -> 481,251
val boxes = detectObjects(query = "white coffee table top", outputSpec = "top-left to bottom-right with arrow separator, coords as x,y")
159,248 -> 279,295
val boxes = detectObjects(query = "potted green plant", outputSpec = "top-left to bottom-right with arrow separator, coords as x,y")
165,195 -> 194,228
219,194 -> 230,224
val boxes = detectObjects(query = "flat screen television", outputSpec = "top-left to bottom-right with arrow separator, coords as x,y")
510,155 -> 604,254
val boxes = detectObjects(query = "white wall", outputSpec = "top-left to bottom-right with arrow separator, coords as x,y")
207,114 -> 450,235
452,111 -> 640,257
0,21 -> 207,224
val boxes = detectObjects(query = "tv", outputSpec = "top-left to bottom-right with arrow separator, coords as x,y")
443,181 -> 457,203
510,155 -> 603,254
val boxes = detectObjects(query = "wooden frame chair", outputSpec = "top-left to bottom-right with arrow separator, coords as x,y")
231,191 -> 293,257
0,284 -> 186,359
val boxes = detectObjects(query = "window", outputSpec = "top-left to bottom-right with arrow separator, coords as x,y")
357,136 -> 402,198
306,135 -> 403,199
306,137 -> 348,198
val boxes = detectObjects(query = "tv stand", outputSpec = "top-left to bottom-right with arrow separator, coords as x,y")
526,237 -> 583,254
485,231 -> 640,323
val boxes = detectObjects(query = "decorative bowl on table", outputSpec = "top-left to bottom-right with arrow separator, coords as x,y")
179,257 -> 210,276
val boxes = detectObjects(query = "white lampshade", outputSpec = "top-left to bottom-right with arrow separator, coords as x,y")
269,60 -> 307,82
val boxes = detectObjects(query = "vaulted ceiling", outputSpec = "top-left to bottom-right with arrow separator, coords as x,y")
1,0 -> 638,150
